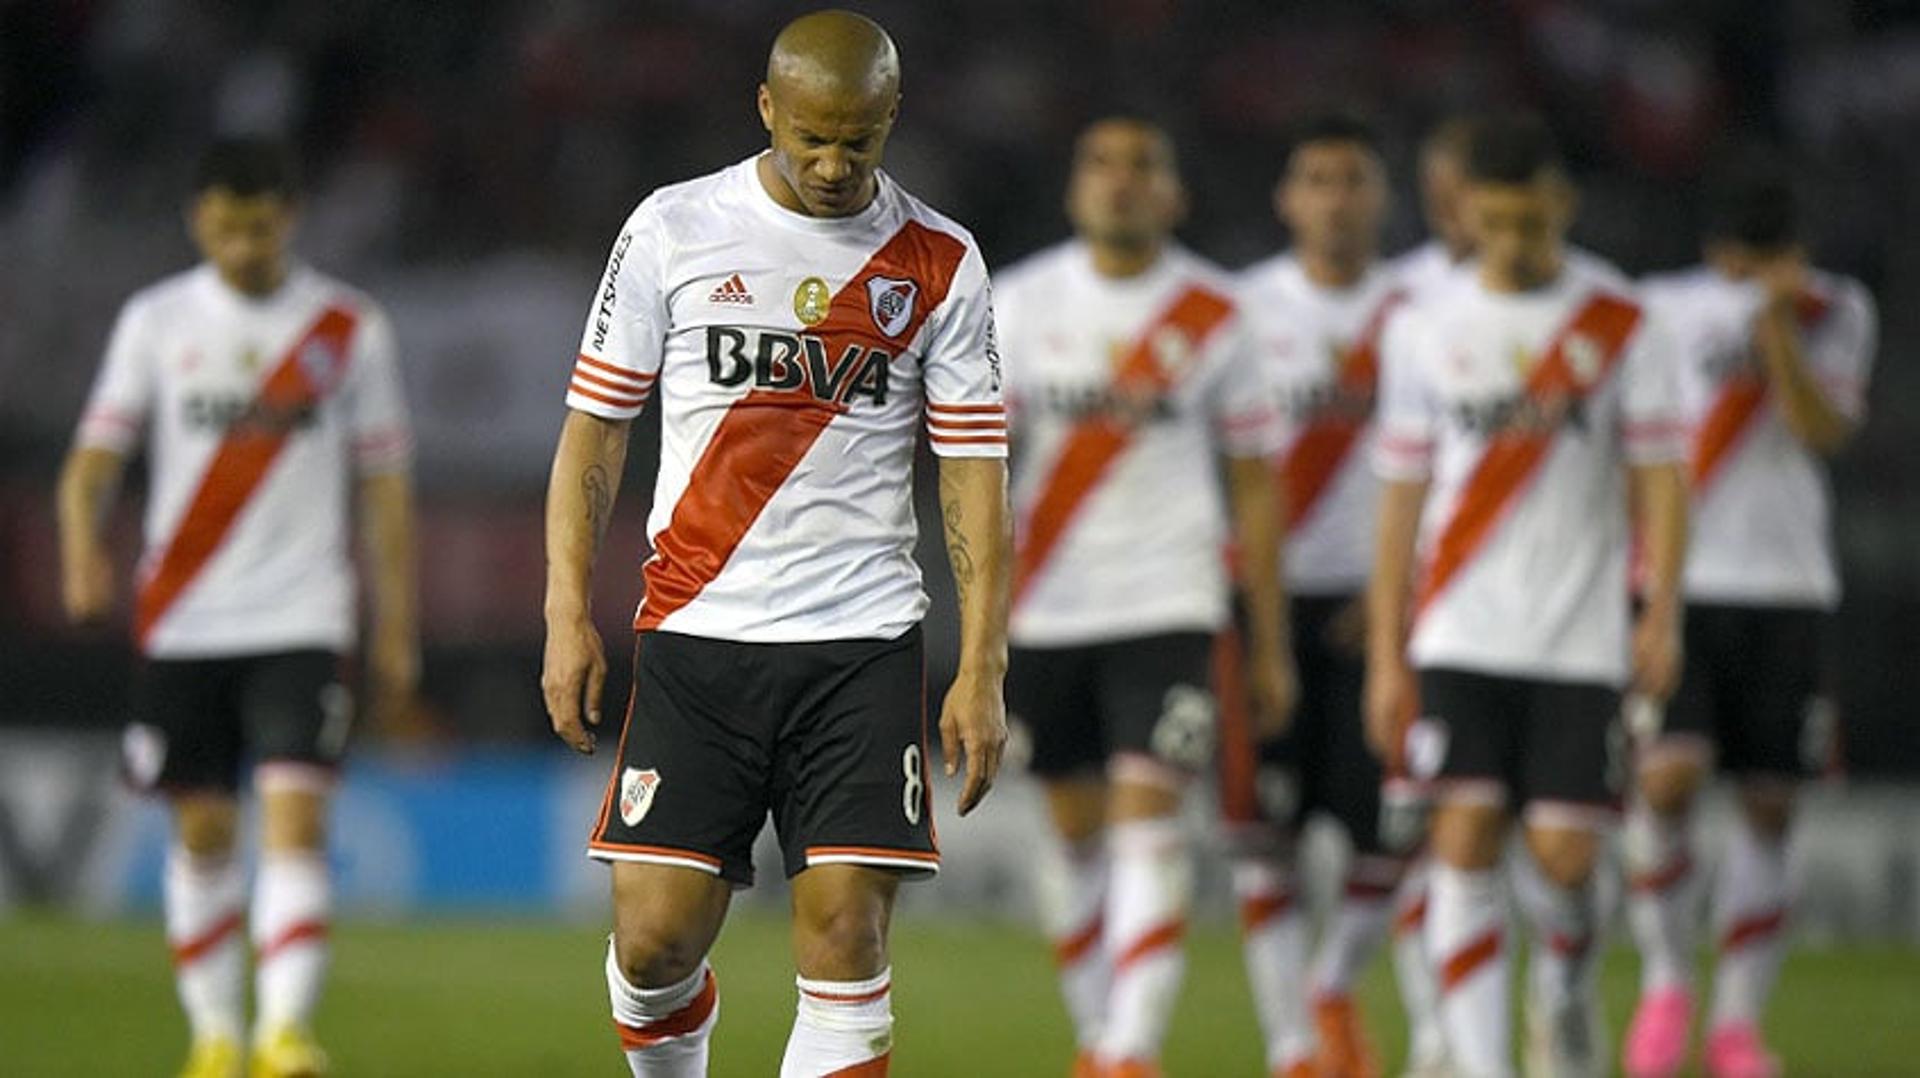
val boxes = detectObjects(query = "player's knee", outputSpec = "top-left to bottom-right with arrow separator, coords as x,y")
1637,758 -> 1703,816
1431,802 -> 1504,870
1526,829 -> 1599,888
1739,782 -> 1795,839
259,791 -> 329,852
793,898 -> 890,979
172,793 -> 239,856
612,919 -> 709,987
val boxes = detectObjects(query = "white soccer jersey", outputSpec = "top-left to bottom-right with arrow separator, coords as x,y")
1390,240 -> 1462,300
1374,258 -> 1685,684
75,264 -> 411,659
1642,265 -> 1876,608
564,157 -> 1004,644
996,242 -> 1283,647
1239,255 -> 1404,595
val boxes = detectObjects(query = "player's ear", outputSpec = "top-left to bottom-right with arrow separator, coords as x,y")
756,84 -> 775,134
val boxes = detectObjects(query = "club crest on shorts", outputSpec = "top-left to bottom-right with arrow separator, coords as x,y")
1405,717 -> 1449,782
866,275 -> 917,338
619,767 -> 660,827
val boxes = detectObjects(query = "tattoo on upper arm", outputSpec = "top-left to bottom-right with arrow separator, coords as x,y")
943,497 -> 976,597
583,463 -> 611,542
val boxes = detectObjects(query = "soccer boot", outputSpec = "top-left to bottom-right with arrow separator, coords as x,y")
250,1024 -> 328,1078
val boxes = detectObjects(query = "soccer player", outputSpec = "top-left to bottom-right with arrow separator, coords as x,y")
1622,157 -> 1876,1078
56,137 -> 418,1078
1226,112 -> 1410,1078
996,117 -> 1294,1077
539,12 -> 1010,1077
1364,115 -> 1689,1078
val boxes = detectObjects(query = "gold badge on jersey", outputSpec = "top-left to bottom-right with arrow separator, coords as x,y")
239,346 -> 263,373
793,277 -> 831,326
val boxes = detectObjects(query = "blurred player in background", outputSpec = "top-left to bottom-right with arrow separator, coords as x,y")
1225,111 -> 1417,1078
996,116 -> 1294,1077
1622,157 -> 1877,1078
1365,115 -> 1688,1078
539,11 -> 1010,1076
1391,117 -> 1478,297
56,137 -> 418,1078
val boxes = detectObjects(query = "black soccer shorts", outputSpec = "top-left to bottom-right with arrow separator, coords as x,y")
1653,603 -> 1836,779
1219,595 -> 1392,854
1414,666 -> 1627,827
589,627 -> 935,888
123,650 -> 353,794
1007,631 -> 1218,783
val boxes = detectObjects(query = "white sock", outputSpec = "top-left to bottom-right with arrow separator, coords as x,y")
1709,821 -> 1790,1030
251,850 -> 330,1035
607,946 -> 718,1077
1310,854 -> 1400,999
1429,864 -> 1513,1078
165,848 -> 246,1042
1038,835 -> 1110,1052
1099,818 -> 1191,1068
782,968 -> 893,1077
1512,859 -> 1600,1012
1391,862 -> 1446,1066
1232,856 -> 1311,1072
1624,801 -> 1697,995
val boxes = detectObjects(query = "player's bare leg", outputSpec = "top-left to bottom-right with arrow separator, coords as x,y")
1427,799 -> 1512,1078
1624,748 -> 1708,1078
1098,767 -> 1191,1077
169,793 -> 246,1078
1703,784 -> 1794,1078
250,767 -> 336,1078
607,862 -> 731,1077
1039,776 -> 1111,1075
785,864 -> 900,1076
1519,819 -> 1607,1078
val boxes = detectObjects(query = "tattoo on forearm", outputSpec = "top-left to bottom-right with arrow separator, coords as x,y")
583,464 -> 611,544
943,498 -> 976,600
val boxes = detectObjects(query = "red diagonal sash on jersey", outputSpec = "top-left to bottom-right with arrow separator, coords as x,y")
1010,286 -> 1236,608
1413,293 -> 1642,619
1277,289 -> 1405,529
636,221 -> 967,630
135,307 -> 360,647
1690,291 -> 1833,491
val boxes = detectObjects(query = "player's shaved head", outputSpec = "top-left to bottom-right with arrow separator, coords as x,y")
766,9 -> 900,102
756,10 -> 902,218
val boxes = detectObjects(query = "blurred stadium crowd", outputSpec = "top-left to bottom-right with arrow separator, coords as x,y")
1,0 -> 1916,769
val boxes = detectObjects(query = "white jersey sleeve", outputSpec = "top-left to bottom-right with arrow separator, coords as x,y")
921,245 -> 1008,458
1372,309 -> 1437,482
1617,309 -> 1686,466
75,296 -> 156,454
1209,319 -> 1285,459
566,204 -> 668,420
1811,282 -> 1876,421
343,306 -> 413,474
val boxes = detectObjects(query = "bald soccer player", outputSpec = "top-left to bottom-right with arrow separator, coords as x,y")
540,12 -> 1011,1076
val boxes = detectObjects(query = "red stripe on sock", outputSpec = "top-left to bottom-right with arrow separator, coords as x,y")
1116,919 -> 1186,973
1630,854 -> 1694,895
170,911 -> 243,966
1394,893 -> 1428,937
1054,915 -> 1104,967
1439,929 -> 1502,993
616,970 -> 718,1050
822,1054 -> 890,1076
257,919 -> 329,961
1548,932 -> 1591,959
802,981 -> 891,1005
1722,909 -> 1787,952
1238,892 -> 1295,932
1345,879 -> 1399,900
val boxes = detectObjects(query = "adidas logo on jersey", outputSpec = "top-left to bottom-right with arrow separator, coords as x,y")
708,273 -> 755,305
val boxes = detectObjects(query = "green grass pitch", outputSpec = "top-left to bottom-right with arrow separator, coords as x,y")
4,912 -> 1917,1075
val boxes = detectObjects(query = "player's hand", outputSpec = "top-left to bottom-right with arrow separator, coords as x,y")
366,625 -> 420,731
542,613 -> 607,754
61,541 -> 115,625
938,666 -> 1007,817
1249,647 -> 1297,739
1631,606 -> 1682,702
1364,658 -> 1416,770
